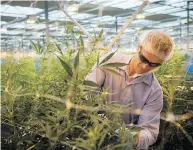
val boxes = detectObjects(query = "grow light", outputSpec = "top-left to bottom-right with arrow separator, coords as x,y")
26,16 -> 39,24
181,19 -> 187,24
26,19 -> 36,24
67,4 -> 79,12
90,24 -> 98,28
0,28 -> 8,33
135,27 -> 143,30
136,14 -> 145,19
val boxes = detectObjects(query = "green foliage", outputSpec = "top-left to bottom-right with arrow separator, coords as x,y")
58,56 -> 73,77
30,40 -> 44,55
99,50 -> 117,65
1,26 -> 137,150
154,51 -> 188,112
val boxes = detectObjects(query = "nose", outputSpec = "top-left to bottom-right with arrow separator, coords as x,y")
141,63 -> 149,69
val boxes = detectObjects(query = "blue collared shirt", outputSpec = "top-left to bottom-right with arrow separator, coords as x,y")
85,52 -> 163,150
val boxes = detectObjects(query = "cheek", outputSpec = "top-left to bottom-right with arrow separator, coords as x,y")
136,62 -> 142,70
146,66 -> 155,71
136,59 -> 142,66
136,63 -> 144,72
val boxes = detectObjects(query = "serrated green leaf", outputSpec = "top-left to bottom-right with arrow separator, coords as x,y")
73,125 -> 88,134
58,57 -> 73,77
66,24 -> 73,31
98,29 -> 104,38
30,40 -> 38,53
162,87 -> 170,97
30,40 -> 43,54
168,84 -> 174,96
46,114 -> 56,123
80,36 -> 84,53
99,51 -> 116,65
101,62 -> 127,67
74,51 -> 79,69
15,85 -> 23,93
37,40 -> 41,51
111,143 -> 131,149
83,80 -> 99,87
98,129 -> 109,149
55,43 -> 64,56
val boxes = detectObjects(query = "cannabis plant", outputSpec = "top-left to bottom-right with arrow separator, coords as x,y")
1,26 -> 138,150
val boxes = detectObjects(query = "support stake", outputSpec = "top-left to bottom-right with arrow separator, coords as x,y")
107,0 -> 149,49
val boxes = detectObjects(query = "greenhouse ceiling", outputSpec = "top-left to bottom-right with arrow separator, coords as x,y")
0,0 -> 193,51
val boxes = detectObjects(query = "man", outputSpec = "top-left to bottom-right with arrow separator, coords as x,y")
85,30 -> 174,149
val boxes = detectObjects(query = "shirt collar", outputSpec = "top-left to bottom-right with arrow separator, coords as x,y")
118,54 -> 153,86
128,72 -> 153,86
142,72 -> 153,85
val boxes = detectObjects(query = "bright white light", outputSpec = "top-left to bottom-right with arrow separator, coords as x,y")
91,24 -> 98,28
181,19 -> 187,24
136,14 -> 145,19
26,19 -> 36,24
26,16 -> 39,24
167,29 -> 173,32
67,4 -> 79,12
135,27 -> 142,30
0,28 -> 8,33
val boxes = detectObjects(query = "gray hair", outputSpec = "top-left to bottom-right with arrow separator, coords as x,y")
139,30 -> 174,60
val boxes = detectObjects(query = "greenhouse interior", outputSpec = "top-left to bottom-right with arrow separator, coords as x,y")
1,0 -> 193,150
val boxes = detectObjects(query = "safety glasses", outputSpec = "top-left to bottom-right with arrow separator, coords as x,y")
138,50 -> 162,67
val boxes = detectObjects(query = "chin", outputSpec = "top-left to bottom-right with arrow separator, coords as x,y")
137,68 -> 149,75
135,64 -> 151,75
137,68 -> 145,74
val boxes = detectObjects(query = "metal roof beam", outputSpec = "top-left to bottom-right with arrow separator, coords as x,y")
1,6 -> 58,28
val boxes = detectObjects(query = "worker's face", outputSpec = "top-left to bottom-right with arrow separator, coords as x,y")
135,46 -> 163,74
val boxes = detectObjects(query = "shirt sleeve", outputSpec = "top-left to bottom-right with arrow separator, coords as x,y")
137,89 -> 163,150
85,52 -> 122,90
85,65 -> 106,89
84,52 -> 111,90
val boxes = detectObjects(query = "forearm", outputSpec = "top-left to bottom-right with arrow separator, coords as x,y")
137,129 -> 157,150
136,91 -> 163,149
